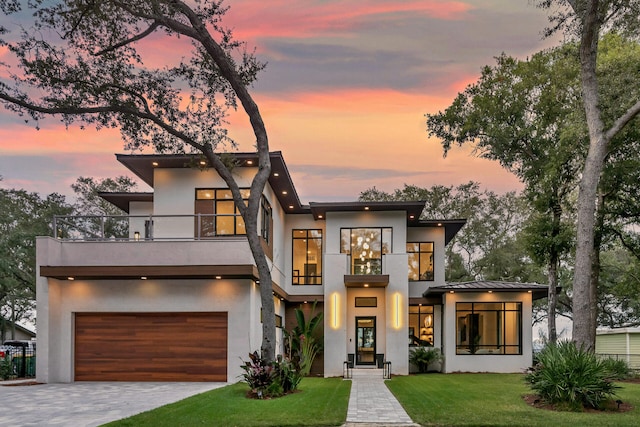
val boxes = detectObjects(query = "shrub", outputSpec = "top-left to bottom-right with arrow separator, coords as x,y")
525,341 -> 620,411
240,352 -> 303,399
284,301 -> 323,376
409,347 -> 442,373
0,356 -> 14,380
599,357 -> 631,380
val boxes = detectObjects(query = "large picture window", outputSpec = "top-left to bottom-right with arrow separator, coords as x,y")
407,242 -> 434,281
340,227 -> 392,275
195,189 -> 250,237
456,302 -> 522,355
292,229 -> 322,285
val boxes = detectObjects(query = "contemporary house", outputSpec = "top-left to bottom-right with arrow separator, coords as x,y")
35,151 -> 548,383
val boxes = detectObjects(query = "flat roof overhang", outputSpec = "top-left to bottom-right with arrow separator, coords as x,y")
115,152 -> 307,214
424,281 -> 552,301
39,265 -> 323,303
344,274 -> 389,288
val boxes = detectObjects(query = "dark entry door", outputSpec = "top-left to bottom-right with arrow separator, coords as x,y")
356,316 -> 376,365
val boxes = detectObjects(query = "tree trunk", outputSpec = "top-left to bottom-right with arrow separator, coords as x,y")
547,201 -> 562,344
571,0 -> 607,351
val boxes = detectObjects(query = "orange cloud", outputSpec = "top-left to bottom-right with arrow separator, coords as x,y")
225,0 -> 473,41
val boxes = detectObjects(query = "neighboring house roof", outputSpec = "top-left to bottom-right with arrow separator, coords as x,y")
1,319 -> 36,338
597,327 -> 640,335
424,280 -> 550,300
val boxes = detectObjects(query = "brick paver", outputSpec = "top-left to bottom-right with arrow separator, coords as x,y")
345,369 -> 418,426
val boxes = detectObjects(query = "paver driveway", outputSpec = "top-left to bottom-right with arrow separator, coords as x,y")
0,381 -> 227,427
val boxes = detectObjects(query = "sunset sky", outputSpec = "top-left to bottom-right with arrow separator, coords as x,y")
0,1 -> 560,203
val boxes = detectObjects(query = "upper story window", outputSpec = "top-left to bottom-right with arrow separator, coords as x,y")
292,229 -> 323,285
261,197 -> 272,243
456,302 -> 522,355
407,242 -> 434,281
340,228 -> 392,275
195,188 -> 250,237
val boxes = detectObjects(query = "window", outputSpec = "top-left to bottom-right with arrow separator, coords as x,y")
455,302 -> 522,355
292,229 -> 322,285
409,305 -> 434,346
195,188 -> 250,237
261,197 -> 272,243
407,242 -> 434,281
340,228 -> 392,275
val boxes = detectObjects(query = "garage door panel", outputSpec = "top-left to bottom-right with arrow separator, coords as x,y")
75,312 -> 227,382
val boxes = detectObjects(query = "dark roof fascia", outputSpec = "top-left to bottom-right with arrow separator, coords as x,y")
424,280 -> 552,300
411,219 -> 466,246
98,192 -> 154,213
115,152 -> 306,213
309,200 -> 426,221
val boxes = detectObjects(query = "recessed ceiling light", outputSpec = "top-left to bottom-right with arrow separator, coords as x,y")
141,276 -> 147,280
364,284 -> 369,288
67,277 -> 75,281
247,160 -> 253,165
409,215 -> 415,219
152,161 -> 159,167
215,275 -> 222,279
318,215 -> 323,219
199,160 -> 206,166
364,206 -> 370,210
273,172 -> 279,177
488,290 -> 493,294
449,290 -> 455,293
289,205 -> 294,209
282,191 -> 287,195
437,223 -> 442,226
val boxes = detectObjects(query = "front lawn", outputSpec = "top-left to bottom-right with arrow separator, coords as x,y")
103,377 -> 350,427
386,373 -> 640,427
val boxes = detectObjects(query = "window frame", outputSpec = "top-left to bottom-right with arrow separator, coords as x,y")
260,196 -> 272,243
409,305 -> 434,347
407,241 -> 434,282
292,229 -> 323,286
195,188 -> 249,237
455,301 -> 522,355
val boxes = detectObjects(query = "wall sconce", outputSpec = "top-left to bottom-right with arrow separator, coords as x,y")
331,292 -> 340,329
134,231 -> 140,241
394,293 -> 402,329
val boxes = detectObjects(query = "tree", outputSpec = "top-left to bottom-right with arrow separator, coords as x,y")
538,0 -> 640,349
426,32 -> 640,344
0,1 -> 277,360
359,183 -> 534,282
426,45 -> 582,342
0,181 -> 72,339
71,176 -> 138,238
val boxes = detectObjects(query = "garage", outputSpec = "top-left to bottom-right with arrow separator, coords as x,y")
74,312 -> 227,381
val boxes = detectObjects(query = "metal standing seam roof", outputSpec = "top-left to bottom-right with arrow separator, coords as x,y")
424,280 -> 551,300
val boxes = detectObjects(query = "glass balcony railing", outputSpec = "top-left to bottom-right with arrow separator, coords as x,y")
347,254 -> 384,275
52,214 -> 246,241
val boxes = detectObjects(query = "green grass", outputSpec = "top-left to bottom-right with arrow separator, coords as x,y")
386,373 -> 640,426
103,377 -> 350,427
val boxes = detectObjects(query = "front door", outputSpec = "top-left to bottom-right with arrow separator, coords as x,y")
356,316 -> 376,365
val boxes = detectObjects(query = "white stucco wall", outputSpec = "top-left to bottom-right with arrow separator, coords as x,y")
323,211 -> 410,376
37,277 -> 260,383
441,291 -> 533,373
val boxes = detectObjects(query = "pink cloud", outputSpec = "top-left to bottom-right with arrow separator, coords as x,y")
225,0 -> 473,41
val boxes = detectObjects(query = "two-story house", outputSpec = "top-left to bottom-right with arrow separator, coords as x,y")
35,151 -> 548,383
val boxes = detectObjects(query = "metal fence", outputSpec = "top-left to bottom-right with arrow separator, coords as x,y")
1,345 -> 36,379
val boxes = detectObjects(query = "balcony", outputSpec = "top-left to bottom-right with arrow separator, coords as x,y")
344,254 -> 389,288
53,214 -> 246,241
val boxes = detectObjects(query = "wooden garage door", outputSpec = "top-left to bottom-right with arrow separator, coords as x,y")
75,312 -> 227,381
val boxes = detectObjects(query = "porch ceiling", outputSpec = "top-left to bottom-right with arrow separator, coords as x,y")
344,274 -> 389,288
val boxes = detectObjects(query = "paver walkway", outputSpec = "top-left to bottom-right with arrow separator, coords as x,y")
344,368 -> 418,426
